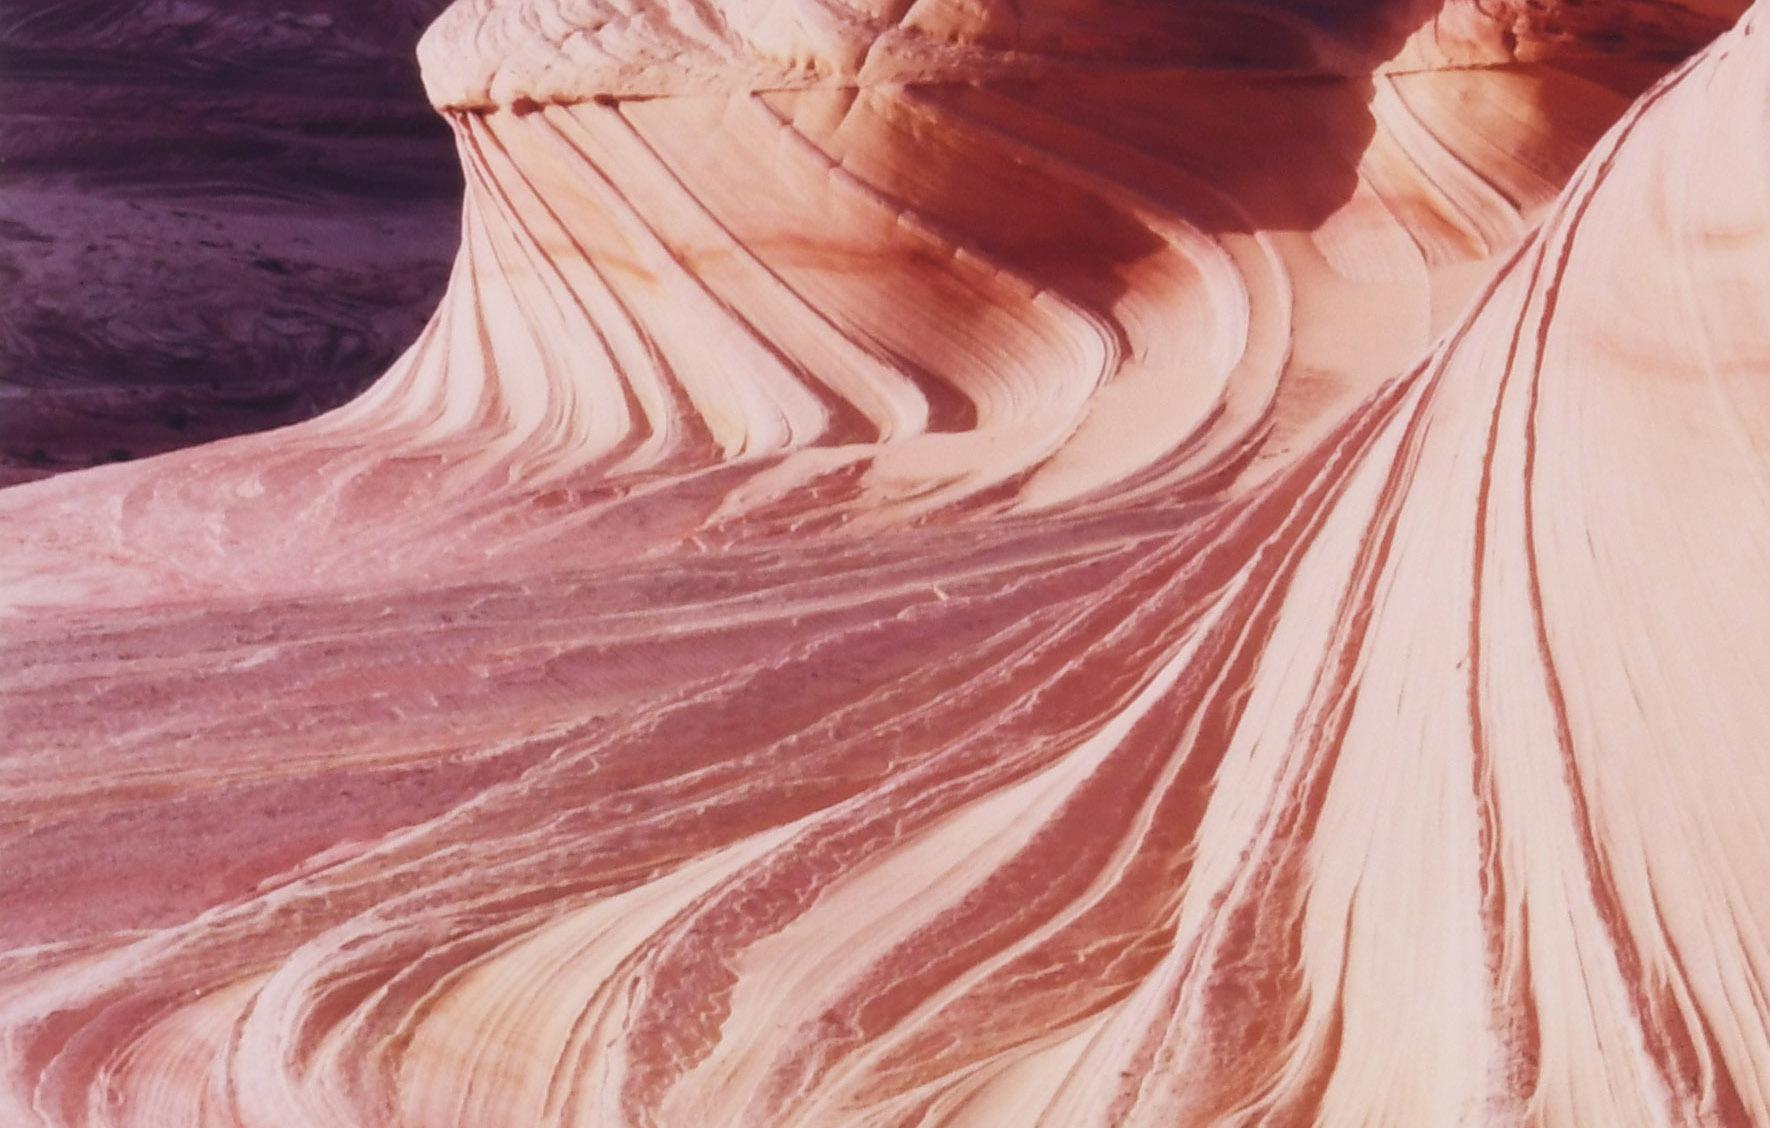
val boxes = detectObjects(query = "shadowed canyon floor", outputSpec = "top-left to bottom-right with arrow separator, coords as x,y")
5,0 -> 1770,1125
0,0 -> 460,485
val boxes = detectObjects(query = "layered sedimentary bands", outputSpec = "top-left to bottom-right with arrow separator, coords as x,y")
4,0 -> 1770,1124
0,0 -> 460,485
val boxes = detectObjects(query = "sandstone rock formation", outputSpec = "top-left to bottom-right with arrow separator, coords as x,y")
3,0 -> 1768,1125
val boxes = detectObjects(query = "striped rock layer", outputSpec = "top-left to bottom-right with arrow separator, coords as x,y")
4,0 -> 1770,1125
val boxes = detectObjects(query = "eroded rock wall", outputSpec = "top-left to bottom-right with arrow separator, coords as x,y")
3,1 -> 1767,1125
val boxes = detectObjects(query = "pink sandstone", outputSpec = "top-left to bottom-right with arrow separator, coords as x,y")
2,0 -> 1769,1124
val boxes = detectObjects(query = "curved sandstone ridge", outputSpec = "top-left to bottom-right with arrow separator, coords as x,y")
3,0 -> 1769,1125
414,0 -> 1738,107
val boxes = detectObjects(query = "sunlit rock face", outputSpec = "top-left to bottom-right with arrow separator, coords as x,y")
0,0 -> 460,485
3,0 -> 1768,1125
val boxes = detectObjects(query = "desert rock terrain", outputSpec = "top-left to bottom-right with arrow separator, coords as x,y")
4,1 -> 1770,1125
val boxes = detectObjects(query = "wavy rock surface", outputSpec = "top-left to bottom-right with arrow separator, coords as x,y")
3,0 -> 1768,1125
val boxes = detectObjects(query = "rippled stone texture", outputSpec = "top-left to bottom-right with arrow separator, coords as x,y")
0,0 -> 460,484
3,0 -> 1768,1125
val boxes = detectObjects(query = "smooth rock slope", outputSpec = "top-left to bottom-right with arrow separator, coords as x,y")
3,0 -> 1768,1125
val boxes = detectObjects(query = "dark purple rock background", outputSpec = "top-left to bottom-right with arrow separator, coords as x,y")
0,0 -> 462,485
